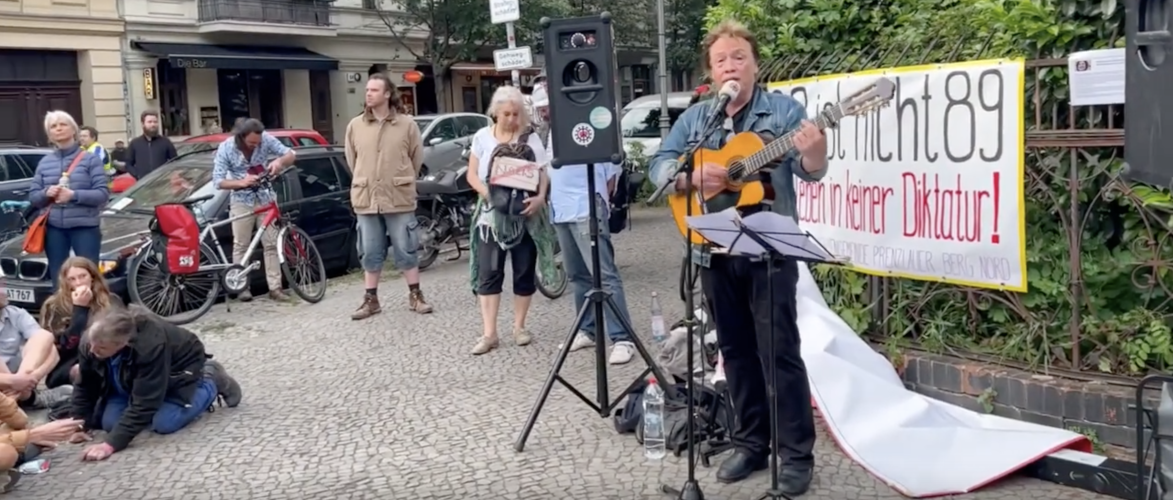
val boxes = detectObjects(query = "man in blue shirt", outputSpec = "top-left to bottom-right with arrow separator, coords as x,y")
648,20 -> 829,495
533,87 -> 637,365
212,119 -> 297,302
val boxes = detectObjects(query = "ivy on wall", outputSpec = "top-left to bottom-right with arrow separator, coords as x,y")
697,0 -> 1173,376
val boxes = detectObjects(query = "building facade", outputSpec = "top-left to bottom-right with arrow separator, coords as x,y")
0,0 -> 126,146
122,0 -> 428,142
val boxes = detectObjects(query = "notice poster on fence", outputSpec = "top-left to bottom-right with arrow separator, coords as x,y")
767,59 -> 1027,292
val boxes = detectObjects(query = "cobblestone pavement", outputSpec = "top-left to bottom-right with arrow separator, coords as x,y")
12,208 -> 1109,500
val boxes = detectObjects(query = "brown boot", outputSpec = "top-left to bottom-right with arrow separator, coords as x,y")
268,290 -> 292,302
409,288 -> 433,314
351,293 -> 382,320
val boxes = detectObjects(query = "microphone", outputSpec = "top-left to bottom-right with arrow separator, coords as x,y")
702,81 -> 741,129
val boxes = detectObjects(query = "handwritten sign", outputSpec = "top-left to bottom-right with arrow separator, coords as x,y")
767,59 -> 1027,292
489,156 -> 540,192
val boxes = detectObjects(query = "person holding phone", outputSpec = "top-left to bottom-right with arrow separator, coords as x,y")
211,118 -> 296,302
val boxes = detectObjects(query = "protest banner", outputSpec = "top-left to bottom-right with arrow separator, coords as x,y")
768,59 -> 1027,291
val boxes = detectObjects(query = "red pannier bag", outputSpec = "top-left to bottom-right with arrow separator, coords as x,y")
149,203 -> 201,275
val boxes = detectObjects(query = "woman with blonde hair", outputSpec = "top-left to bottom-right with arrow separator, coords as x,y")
41,256 -> 121,389
29,111 -> 110,290
465,86 -> 557,355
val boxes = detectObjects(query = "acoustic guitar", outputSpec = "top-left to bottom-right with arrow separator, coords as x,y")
668,78 -> 896,244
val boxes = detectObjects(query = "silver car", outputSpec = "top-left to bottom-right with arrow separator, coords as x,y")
413,112 -> 491,177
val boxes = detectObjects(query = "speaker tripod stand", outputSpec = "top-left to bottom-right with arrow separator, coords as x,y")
514,162 -> 673,453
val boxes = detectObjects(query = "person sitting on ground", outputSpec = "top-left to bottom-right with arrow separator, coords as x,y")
40,257 -> 122,390
0,392 -> 83,492
0,294 -> 70,410
66,304 -> 243,461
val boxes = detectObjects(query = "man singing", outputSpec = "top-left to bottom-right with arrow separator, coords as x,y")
649,20 -> 829,495
532,87 -> 637,365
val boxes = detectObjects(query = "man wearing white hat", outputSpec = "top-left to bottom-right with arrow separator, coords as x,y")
534,85 -> 637,365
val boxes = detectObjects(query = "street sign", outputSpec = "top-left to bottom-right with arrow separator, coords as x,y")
489,0 -> 520,24
494,47 -> 533,71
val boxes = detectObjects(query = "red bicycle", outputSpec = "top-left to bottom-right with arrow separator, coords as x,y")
127,172 -> 327,324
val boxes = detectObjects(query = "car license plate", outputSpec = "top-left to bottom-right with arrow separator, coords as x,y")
2,288 -> 33,303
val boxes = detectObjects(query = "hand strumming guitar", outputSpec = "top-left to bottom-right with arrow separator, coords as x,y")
675,163 -> 727,194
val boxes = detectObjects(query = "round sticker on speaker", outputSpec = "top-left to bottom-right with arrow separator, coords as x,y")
571,123 -> 595,146
588,107 -> 613,129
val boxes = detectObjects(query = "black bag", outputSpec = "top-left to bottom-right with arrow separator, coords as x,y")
617,378 -> 731,455
486,129 -> 539,216
608,166 -> 633,234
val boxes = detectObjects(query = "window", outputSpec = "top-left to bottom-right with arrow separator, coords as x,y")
272,174 -> 293,205
454,116 -> 486,137
157,61 -> 191,136
113,163 -> 216,210
0,156 -> 16,182
14,154 -> 44,177
428,118 -> 458,143
362,0 -> 378,8
294,157 -> 341,199
620,106 -> 688,138
297,137 -> 320,146
276,136 -> 295,147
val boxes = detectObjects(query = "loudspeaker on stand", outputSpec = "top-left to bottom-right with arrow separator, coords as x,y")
540,13 -> 625,168
1124,0 -> 1173,186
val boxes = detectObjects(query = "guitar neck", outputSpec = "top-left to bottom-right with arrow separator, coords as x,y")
734,112 -> 838,180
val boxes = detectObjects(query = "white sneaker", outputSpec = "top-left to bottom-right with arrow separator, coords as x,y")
609,341 -> 635,365
559,332 -> 596,351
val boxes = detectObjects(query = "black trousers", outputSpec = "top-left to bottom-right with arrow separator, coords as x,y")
475,229 -> 538,296
701,254 -> 816,467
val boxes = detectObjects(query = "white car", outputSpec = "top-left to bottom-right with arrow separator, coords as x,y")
620,92 -> 694,159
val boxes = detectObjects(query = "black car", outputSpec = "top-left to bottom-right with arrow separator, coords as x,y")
0,145 -> 359,313
0,146 -> 50,239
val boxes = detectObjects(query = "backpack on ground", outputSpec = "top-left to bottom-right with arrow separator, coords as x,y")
615,377 -> 732,455
149,203 -> 201,275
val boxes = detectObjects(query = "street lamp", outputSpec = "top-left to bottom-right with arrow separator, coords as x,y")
656,0 -> 669,139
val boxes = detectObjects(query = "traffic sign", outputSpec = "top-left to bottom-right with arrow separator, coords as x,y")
494,47 -> 533,71
489,0 -> 520,24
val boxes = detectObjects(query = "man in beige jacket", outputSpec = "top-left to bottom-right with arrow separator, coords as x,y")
344,74 -> 433,319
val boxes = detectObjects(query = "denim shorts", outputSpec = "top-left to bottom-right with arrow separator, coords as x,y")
356,212 -> 420,272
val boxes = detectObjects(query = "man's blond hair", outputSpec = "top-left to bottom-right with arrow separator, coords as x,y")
701,19 -> 761,74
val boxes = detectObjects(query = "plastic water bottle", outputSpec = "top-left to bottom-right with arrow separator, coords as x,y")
643,377 -> 667,460
650,292 -> 667,344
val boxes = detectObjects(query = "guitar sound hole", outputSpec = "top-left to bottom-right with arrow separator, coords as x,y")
728,160 -> 747,180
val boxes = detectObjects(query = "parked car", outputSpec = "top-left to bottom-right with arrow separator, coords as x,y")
620,92 -> 693,159
109,129 -> 334,196
0,145 -> 359,313
0,146 -> 50,239
413,113 -> 490,177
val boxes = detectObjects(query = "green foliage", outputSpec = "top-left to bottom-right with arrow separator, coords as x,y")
379,0 -> 573,71
703,0 -> 1173,377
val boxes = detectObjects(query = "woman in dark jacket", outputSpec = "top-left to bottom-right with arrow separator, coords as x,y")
29,110 -> 110,290
66,305 -> 244,461
40,256 -> 121,389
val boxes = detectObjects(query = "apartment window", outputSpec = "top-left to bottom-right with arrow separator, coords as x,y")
156,61 -> 191,136
362,0 -> 379,8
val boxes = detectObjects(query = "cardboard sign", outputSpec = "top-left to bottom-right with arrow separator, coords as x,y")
489,156 -> 540,192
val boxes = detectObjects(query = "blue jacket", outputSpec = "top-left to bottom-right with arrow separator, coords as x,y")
649,88 -> 827,221
30,143 -> 110,229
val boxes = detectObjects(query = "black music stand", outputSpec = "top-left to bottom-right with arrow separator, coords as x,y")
683,208 -> 844,500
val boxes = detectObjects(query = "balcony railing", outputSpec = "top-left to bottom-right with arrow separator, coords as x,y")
197,0 -> 332,27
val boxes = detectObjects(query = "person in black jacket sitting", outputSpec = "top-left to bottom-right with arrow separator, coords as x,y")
66,304 -> 244,461
40,257 -> 121,389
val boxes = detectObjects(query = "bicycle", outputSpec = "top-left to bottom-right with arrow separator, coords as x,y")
126,171 -> 328,325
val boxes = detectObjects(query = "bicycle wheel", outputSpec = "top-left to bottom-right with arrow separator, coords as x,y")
128,241 -> 222,325
537,251 -> 568,299
278,224 -> 327,303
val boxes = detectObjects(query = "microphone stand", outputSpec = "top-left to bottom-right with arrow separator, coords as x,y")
658,103 -> 727,500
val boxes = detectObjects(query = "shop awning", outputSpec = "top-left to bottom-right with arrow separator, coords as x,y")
132,42 -> 338,71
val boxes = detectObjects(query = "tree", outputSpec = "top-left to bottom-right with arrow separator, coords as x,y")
374,0 -> 572,112
664,0 -> 712,89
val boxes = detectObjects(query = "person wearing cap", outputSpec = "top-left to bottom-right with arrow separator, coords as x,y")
531,85 -> 551,148
533,88 -> 637,365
